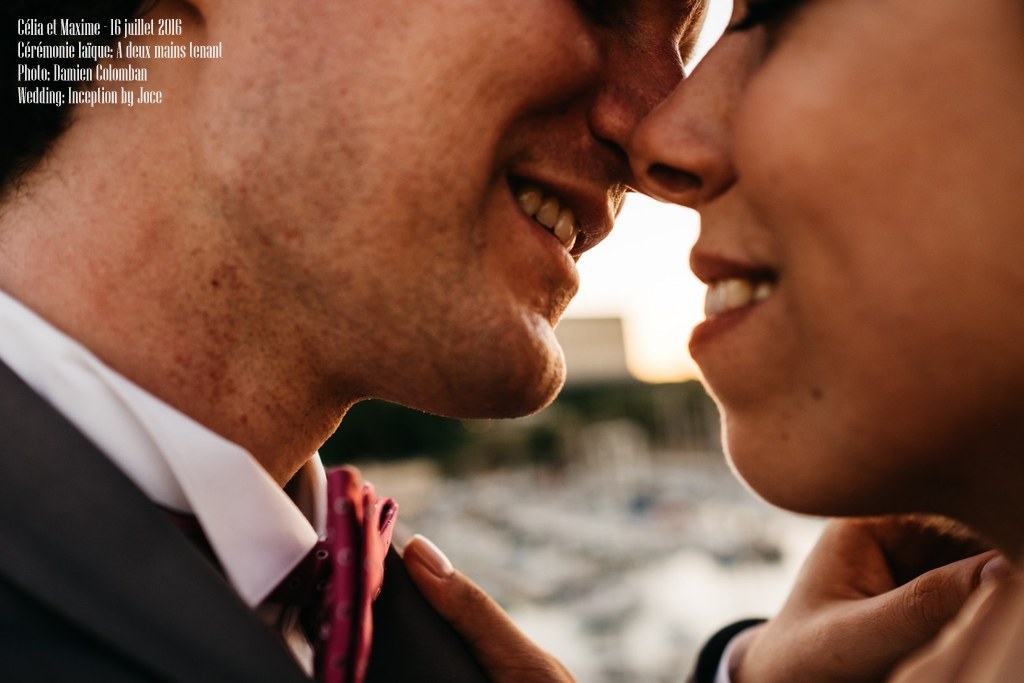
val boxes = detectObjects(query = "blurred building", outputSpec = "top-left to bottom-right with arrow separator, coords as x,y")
556,317 -> 633,385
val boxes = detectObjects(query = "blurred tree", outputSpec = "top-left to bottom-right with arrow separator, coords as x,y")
322,380 -> 718,469
318,400 -> 467,467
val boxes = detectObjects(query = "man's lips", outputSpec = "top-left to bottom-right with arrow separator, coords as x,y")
514,183 -> 579,251
508,175 -> 617,259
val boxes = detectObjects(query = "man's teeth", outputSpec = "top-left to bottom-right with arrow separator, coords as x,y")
516,185 -> 578,251
705,278 -> 774,317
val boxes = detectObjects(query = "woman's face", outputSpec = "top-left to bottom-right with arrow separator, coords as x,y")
630,0 -> 1024,517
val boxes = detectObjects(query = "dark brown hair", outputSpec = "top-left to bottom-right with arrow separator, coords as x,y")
3,1 -> 154,189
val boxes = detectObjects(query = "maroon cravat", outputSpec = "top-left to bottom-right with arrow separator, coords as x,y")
272,466 -> 397,683
166,465 -> 397,683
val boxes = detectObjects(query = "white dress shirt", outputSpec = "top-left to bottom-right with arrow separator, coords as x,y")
0,289 -> 326,670
715,624 -> 762,683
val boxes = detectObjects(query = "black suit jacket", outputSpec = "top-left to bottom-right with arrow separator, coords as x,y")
0,360 -> 487,682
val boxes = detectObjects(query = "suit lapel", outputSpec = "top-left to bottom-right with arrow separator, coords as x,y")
0,360 -> 309,683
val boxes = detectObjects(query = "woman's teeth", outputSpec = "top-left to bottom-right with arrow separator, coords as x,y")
516,184 -> 578,251
705,278 -> 774,317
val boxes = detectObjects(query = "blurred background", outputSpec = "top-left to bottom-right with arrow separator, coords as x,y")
325,5 -> 828,680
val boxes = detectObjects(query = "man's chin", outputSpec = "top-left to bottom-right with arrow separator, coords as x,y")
418,360 -> 566,420
487,373 -> 565,419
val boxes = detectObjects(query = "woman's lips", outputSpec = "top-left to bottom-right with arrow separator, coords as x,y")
689,251 -> 778,355
690,298 -> 758,354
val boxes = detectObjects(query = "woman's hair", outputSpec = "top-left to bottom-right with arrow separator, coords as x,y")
3,1 -> 153,190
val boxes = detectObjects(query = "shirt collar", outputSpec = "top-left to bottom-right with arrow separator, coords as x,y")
0,289 -> 323,607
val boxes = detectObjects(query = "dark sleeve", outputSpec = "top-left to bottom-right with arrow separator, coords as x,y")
687,618 -> 765,683
365,546 -> 490,683
0,576 -> 154,683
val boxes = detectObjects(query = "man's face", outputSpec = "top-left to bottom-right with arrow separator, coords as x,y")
193,0 -> 704,417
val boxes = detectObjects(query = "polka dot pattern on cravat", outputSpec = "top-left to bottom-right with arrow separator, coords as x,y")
268,466 -> 396,683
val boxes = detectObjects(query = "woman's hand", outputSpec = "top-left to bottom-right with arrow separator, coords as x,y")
889,577 -> 1024,682
736,516 -> 1008,683
402,534 -> 575,683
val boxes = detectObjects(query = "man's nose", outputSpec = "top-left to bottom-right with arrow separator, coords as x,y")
587,36 -> 686,183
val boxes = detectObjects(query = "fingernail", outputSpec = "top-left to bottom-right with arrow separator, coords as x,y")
409,534 -> 454,579
981,555 -> 1014,584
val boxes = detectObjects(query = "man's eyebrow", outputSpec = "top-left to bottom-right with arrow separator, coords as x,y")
590,0 -> 639,30
678,0 -> 710,64
595,0 -> 709,63
681,0 -> 711,39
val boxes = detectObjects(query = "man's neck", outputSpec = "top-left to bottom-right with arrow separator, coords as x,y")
0,121 -> 354,485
